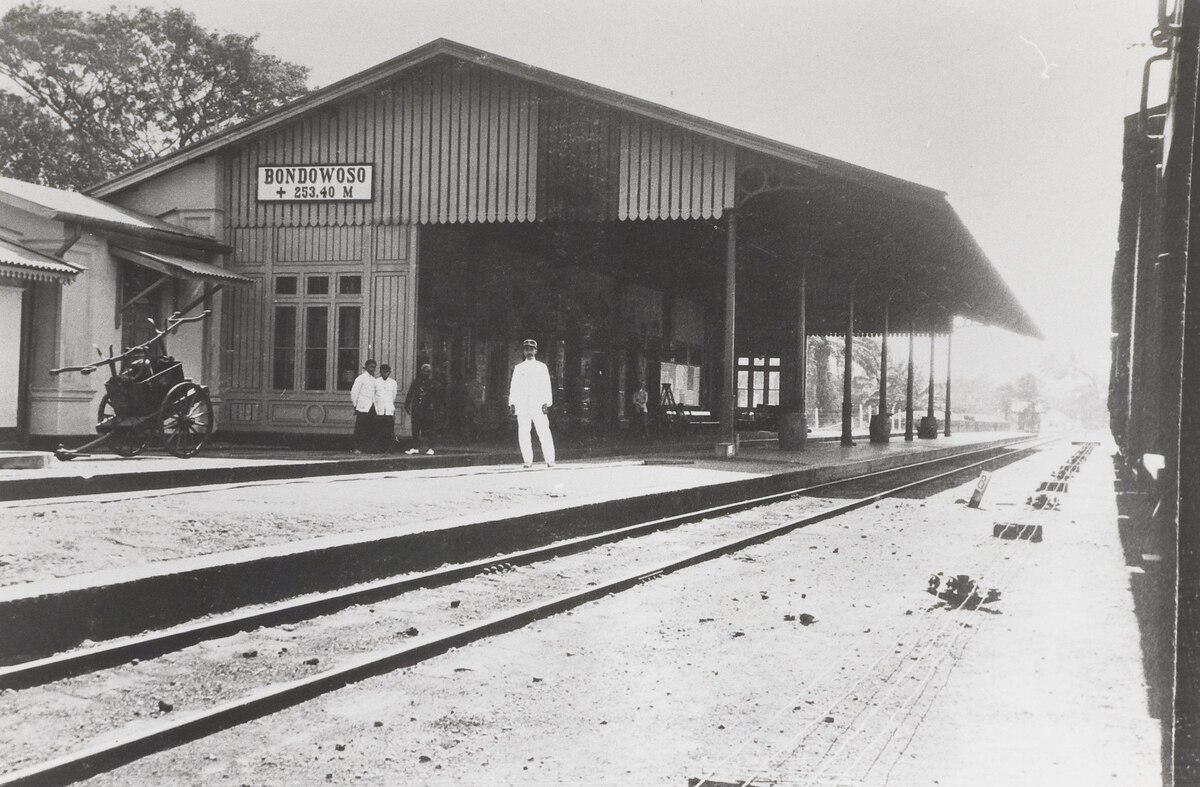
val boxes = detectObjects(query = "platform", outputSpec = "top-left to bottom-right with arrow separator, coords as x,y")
0,432 -> 1026,662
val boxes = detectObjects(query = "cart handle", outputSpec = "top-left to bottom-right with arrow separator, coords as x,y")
50,310 -> 212,377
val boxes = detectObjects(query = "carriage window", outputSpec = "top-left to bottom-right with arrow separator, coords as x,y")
274,276 -> 298,296
338,275 -> 362,295
336,306 -> 361,391
272,306 -> 297,390
304,306 -> 329,390
306,276 -> 329,296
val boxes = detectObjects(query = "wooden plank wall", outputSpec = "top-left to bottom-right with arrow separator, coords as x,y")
221,273 -> 264,391
224,57 -> 739,229
226,60 -> 540,227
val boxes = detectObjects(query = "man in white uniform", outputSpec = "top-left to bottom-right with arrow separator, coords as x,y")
508,338 -> 556,468
373,363 -> 399,452
350,359 -> 377,453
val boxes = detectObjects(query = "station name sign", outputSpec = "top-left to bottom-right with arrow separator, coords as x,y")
257,164 -> 373,202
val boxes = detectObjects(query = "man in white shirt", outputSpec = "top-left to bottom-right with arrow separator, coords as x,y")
374,363 -> 399,453
350,359 -> 377,454
508,338 -> 556,468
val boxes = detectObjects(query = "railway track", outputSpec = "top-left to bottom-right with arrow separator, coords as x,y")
0,436 -> 1058,785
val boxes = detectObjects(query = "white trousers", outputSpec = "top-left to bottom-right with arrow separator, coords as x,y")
517,410 -> 556,465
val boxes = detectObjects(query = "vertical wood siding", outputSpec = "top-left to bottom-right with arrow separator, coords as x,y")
226,60 -> 540,228
221,274 -> 264,390
368,274 -> 411,361
224,57 -> 739,231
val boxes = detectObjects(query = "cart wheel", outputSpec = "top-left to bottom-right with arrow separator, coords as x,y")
98,393 -> 147,457
159,382 -> 213,458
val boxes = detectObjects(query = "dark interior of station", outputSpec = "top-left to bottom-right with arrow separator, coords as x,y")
415,180 -> 1034,439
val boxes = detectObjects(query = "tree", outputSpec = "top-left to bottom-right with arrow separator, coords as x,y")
0,92 -> 115,188
0,3 -> 309,190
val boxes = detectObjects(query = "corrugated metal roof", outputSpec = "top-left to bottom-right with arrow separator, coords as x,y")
0,237 -> 82,284
88,39 -> 945,206
0,176 -> 225,250
110,246 -> 251,285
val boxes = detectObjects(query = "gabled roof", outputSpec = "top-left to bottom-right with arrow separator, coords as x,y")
88,39 -> 946,207
0,176 -> 227,252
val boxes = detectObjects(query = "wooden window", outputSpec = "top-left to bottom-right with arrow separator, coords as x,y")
336,306 -> 361,391
304,306 -> 329,391
272,306 -> 297,390
272,272 -> 362,393
738,356 -> 781,408
120,264 -> 168,351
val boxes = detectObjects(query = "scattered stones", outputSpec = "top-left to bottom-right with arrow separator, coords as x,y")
798,614 -> 816,626
731,631 -> 745,638
374,721 -> 384,727
784,614 -> 796,622
404,626 -> 419,637
130,658 -> 139,666
419,755 -> 432,763
532,676 -> 543,683
698,617 -> 714,623
824,716 -> 835,723
281,625 -> 296,632
241,649 -> 258,658
335,743 -> 346,752
450,600 -> 461,608
304,657 -> 320,666
157,699 -> 174,713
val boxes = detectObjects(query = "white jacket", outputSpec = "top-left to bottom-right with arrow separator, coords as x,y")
350,371 -> 377,413
508,359 -> 553,414
374,376 -> 398,416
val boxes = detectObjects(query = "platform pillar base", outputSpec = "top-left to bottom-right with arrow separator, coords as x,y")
778,412 -> 808,450
869,414 -> 892,444
918,416 -> 939,439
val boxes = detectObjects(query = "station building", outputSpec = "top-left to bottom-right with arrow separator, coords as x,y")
71,39 -> 1036,448
0,177 -> 244,448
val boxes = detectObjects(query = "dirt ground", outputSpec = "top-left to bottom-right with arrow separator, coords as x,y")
0,462 -> 758,588
69,441 -> 1160,786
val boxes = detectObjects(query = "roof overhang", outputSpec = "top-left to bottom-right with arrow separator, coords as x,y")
111,246 -> 251,285
0,237 -> 83,284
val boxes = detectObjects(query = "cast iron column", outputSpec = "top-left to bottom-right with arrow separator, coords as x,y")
870,300 -> 891,443
720,209 -> 737,452
944,326 -> 953,437
918,325 -> 937,438
905,322 -> 915,441
841,288 -> 855,447
780,262 -> 808,450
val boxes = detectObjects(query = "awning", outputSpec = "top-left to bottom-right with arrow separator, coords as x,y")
0,237 -> 82,284
111,245 -> 252,285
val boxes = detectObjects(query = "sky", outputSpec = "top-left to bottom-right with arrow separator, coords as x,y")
2,0 -> 1154,384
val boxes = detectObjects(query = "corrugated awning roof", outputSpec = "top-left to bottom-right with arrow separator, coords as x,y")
111,246 -> 252,285
0,176 -> 229,253
0,237 -> 82,284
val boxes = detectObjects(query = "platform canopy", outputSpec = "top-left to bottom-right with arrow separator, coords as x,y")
87,38 -> 1039,339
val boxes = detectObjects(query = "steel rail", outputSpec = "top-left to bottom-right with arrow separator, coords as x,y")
0,437 -> 1057,786
0,438 -> 1049,692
